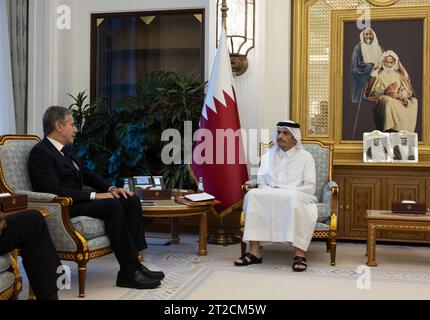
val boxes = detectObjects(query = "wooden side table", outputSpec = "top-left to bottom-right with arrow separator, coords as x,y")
366,210 -> 430,266
141,199 -> 219,256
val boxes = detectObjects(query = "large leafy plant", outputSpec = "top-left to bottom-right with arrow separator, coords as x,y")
68,71 -> 206,187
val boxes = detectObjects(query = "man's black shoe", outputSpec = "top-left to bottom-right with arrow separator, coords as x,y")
140,264 -> 165,281
116,270 -> 161,289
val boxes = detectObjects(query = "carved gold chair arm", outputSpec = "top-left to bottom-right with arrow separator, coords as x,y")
330,185 -> 339,231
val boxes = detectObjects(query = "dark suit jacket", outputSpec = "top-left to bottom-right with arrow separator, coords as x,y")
28,138 -> 111,203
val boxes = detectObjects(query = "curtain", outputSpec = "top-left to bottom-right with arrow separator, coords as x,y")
8,0 -> 28,134
0,0 -> 16,135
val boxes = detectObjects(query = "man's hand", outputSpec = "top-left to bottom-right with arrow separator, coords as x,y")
109,187 -> 134,199
384,82 -> 398,95
95,193 -> 115,200
400,97 -> 409,106
0,213 -> 7,235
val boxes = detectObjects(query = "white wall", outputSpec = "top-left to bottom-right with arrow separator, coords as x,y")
27,0 -> 292,138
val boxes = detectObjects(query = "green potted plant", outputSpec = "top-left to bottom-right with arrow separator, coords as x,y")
68,71 -> 206,188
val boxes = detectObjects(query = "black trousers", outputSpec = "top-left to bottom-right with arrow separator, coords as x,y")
69,195 -> 145,271
0,210 -> 61,300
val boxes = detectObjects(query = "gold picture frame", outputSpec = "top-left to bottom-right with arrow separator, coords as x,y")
292,0 -> 430,164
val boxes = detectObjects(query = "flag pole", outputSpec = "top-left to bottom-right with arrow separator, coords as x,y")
221,0 -> 228,32
207,212 -> 242,246
207,0 -> 241,246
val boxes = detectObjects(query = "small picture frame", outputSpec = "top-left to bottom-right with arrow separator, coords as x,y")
363,131 -> 390,163
390,132 -> 418,163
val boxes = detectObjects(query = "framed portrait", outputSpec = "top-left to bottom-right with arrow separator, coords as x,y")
390,132 -> 418,163
363,131 -> 390,163
292,0 -> 430,164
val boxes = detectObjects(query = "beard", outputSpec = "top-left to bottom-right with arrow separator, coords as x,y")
365,38 -> 373,45
382,65 -> 396,73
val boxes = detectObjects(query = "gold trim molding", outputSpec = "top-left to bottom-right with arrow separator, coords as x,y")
367,0 -> 399,7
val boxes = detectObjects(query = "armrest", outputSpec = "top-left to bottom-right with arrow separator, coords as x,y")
28,196 -> 80,252
321,181 -> 339,209
241,179 -> 258,192
321,181 -> 339,231
15,190 -> 57,202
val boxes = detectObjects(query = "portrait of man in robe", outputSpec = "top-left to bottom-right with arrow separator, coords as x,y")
391,132 -> 418,163
363,132 -> 390,163
342,20 -> 423,141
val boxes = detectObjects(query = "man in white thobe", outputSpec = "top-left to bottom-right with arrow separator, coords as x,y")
366,137 -> 388,161
235,121 -> 317,271
393,136 -> 415,161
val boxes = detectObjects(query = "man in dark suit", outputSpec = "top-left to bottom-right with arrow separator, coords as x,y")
28,106 -> 164,289
0,210 -> 61,300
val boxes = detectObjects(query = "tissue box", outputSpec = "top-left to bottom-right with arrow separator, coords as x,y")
391,202 -> 426,215
0,194 -> 28,212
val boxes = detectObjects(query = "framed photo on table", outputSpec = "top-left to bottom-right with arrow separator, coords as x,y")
363,131 -> 390,163
390,132 -> 418,163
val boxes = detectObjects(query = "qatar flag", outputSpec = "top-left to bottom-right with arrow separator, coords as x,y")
191,29 -> 249,216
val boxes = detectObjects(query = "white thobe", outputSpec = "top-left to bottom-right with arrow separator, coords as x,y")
399,144 -> 409,160
370,69 -> 418,132
243,146 -> 318,251
371,144 -> 387,161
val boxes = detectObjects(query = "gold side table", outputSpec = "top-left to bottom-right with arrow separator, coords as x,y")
142,199 -> 219,256
366,210 -> 430,267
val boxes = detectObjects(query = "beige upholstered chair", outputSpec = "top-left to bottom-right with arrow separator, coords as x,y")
0,251 -> 21,300
240,140 -> 339,265
0,135 -> 112,297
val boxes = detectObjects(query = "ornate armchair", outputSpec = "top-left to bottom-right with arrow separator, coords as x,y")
0,135 -> 112,297
240,140 -> 338,265
0,251 -> 21,300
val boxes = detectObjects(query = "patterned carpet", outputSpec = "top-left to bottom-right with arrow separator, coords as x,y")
119,250 -> 430,300
18,234 -> 430,299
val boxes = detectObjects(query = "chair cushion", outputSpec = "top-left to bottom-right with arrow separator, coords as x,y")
316,202 -> 330,223
0,254 -> 11,273
71,216 -> 106,240
0,272 -> 15,293
87,236 -> 111,251
315,222 -> 329,231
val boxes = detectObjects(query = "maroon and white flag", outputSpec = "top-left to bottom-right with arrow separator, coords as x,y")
191,29 -> 249,215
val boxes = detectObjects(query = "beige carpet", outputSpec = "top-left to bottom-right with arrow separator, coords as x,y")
18,234 -> 430,300
171,266 -> 430,300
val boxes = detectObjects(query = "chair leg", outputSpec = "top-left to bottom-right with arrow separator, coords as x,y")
330,238 -> 336,266
326,238 -> 330,252
78,262 -> 87,298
